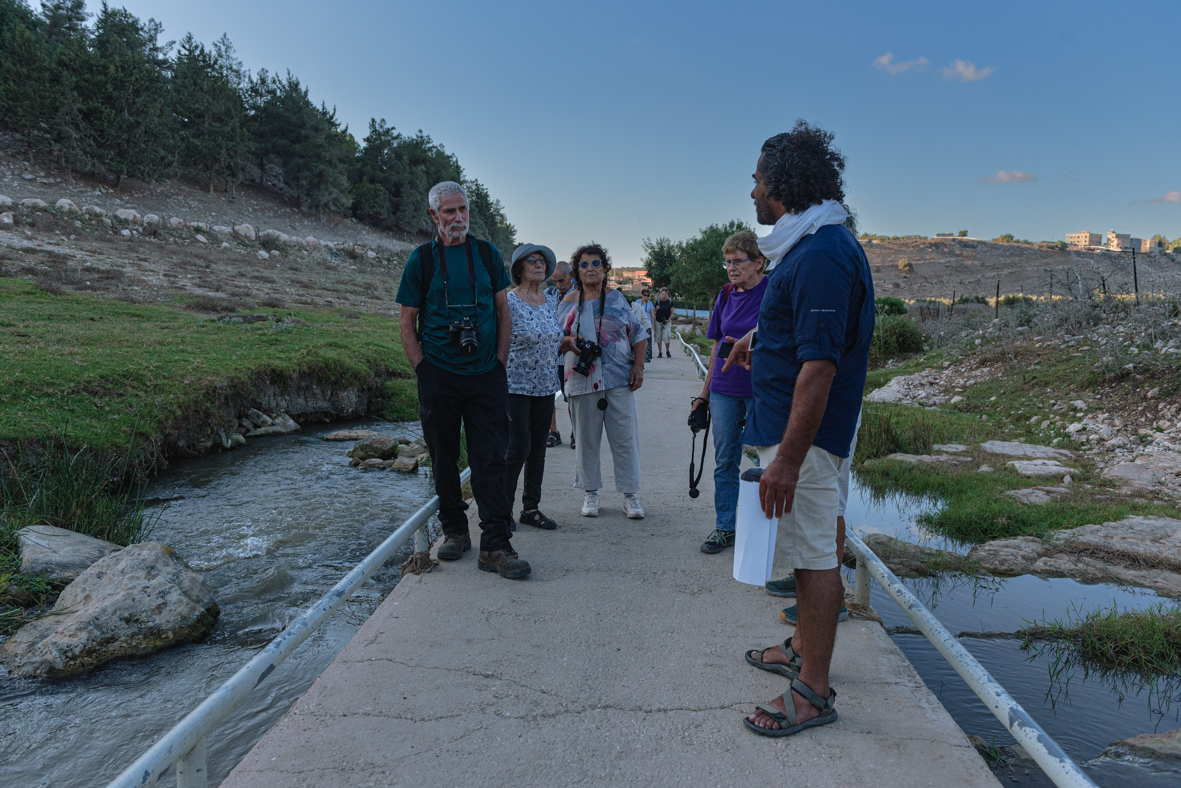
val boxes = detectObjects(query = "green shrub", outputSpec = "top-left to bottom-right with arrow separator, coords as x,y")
954,295 -> 988,305
875,296 -> 908,316
897,258 -> 913,273
869,315 -> 923,364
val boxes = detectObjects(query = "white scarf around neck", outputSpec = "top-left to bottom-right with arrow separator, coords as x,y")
758,200 -> 850,271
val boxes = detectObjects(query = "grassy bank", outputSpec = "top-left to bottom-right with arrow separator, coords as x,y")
0,278 -> 416,454
1022,603 -> 1181,678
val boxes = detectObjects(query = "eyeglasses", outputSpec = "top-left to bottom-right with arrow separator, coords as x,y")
523,255 -> 546,265
721,257 -> 753,270
579,259 -> 603,269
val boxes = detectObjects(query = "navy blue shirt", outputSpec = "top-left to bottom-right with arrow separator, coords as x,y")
743,224 -> 875,458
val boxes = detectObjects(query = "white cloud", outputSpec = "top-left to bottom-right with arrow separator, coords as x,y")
983,171 -> 1036,183
942,59 -> 994,81
872,52 -> 929,75
1150,191 -> 1181,204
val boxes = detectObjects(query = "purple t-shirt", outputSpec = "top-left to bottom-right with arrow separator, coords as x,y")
706,276 -> 768,398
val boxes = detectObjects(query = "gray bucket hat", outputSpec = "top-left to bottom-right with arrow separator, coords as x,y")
510,244 -> 557,285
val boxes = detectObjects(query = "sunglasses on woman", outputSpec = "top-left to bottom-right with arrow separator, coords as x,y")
579,259 -> 603,269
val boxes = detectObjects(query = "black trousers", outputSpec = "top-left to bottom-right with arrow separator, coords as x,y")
506,393 -> 555,513
415,359 -> 513,553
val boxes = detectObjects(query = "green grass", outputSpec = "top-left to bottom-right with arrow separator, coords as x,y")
1022,603 -> 1181,676
852,404 -> 1181,543
0,278 -> 415,455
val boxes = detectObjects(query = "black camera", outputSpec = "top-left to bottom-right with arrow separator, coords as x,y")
717,340 -> 734,360
449,317 -> 478,355
688,399 -> 710,433
573,337 -> 602,376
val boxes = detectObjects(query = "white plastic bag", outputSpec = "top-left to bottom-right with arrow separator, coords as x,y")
733,476 -> 777,585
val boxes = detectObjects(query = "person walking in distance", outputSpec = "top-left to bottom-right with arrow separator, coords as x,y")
545,261 -> 575,448
504,244 -> 562,531
724,122 -> 874,735
634,288 -> 655,362
653,289 -> 673,358
693,231 -> 768,555
396,181 -> 531,580
557,243 -> 648,519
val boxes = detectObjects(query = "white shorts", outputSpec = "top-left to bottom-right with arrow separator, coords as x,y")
652,321 -> 671,345
754,444 -> 841,572
837,408 -> 863,517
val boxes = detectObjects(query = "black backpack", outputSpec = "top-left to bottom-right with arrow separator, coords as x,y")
414,236 -> 498,338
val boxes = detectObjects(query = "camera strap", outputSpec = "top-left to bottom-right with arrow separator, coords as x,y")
689,398 -> 710,499
435,236 -> 479,318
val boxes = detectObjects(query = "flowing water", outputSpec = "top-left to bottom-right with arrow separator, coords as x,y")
0,419 -> 436,788
843,482 -> 1181,787
1,424 -> 1177,787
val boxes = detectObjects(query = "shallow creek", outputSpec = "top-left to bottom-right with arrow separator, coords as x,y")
1,426 -> 1177,787
845,482 -> 1180,787
0,419 -> 435,788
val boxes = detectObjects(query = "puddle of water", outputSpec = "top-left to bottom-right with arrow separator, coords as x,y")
844,478 -> 1181,787
0,420 -> 436,788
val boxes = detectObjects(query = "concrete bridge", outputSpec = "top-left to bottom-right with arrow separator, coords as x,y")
222,349 -> 998,787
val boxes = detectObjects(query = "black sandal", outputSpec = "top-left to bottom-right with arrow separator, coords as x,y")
743,678 -> 837,738
744,637 -> 802,679
518,509 -> 557,530
546,431 -> 562,448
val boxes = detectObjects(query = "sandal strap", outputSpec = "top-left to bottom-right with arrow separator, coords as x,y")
779,638 -> 803,668
755,701 -> 794,728
790,678 -> 836,713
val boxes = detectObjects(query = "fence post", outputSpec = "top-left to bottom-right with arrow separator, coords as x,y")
995,281 -> 1000,319
413,525 -> 429,554
854,558 -> 871,606
1132,248 -> 1139,305
175,738 -> 208,788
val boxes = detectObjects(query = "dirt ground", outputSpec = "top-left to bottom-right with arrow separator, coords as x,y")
0,153 -> 416,314
864,237 -> 1181,302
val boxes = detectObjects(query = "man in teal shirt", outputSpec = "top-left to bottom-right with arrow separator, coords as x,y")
396,181 -> 530,580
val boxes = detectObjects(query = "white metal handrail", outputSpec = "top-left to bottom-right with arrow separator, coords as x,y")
674,327 -> 709,379
847,531 -> 1096,788
105,467 -> 471,788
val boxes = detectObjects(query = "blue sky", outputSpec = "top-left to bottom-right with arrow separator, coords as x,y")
92,0 -> 1180,266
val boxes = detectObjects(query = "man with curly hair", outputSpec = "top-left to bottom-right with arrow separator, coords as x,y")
724,121 -> 875,737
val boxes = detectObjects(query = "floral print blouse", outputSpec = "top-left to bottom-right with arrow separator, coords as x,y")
557,288 -> 648,396
506,290 -> 563,397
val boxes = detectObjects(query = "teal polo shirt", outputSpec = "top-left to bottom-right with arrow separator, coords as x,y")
396,237 -> 511,376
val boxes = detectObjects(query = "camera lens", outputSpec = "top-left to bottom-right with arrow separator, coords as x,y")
597,398 -> 608,411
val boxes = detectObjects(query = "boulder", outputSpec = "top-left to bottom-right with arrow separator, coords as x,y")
1050,516 -> 1181,572
246,413 -> 300,436
321,429 -> 376,442
347,433 -> 404,461
865,378 -> 908,403
0,194 -> 12,207
114,208 -> 140,223
862,533 -> 971,576
82,205 -> 106,217
17,525 -> 122,585
195,234 -> 208,244
245,408 -> 272,427
397,443 -> 429,459
212,225 -> 232,234
304,236 -> 319,246
882,453 -> 973,466
0,543 -> 218,678
358,458 -> 387,469
21,198 -> 48,209
1103,453 -> 1181,489
142,214 -> 161,225
932,443 -> 969,453
1101,727 -> 1181,764
168,216 -> 185,228
220,241 -> 230,249
389,457 -> 419,473
0,212 -> 12,228
257,250 -> 270,260
54,198 -> 79,213
980,440 -> 1073,460
120,228 -> 131,237
233,223 -> 255,241
1006,486 -> 1070,505
1006,459 -> 1080,477
228,433 -> 246,448
968,537 -> 1051,575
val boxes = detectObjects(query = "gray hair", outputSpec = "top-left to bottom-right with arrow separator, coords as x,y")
428,181 -> 468,212
554,260 -> 572,278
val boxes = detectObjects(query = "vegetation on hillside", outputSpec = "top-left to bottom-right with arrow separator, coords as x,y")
0,0 -> 515,253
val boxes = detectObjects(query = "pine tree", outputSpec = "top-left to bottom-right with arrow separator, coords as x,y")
172,33 -> 250,193
41,0 -> 89,178
0,0 -> 52,163
83,4 -> 174,189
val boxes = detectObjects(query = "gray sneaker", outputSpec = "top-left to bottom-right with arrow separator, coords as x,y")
700,529 -> 736,554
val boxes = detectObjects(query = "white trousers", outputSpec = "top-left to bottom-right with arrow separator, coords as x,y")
570,386 -> 642,493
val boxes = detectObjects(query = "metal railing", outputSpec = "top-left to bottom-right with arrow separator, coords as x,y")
846,531 -> 1096,788
674,327 -> 709,379
105,467 -> 471,788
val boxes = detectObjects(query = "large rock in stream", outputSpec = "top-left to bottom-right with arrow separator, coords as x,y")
347,433 -> 408,462
17,525 -> 121,585
1101,727 -> 1181,764
0,543 -> 218,678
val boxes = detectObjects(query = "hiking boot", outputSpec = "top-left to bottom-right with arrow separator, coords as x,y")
478,549 -> 531,580
581,490 -> 600,517
437,534 -> 471,561
700,528 -> 736,554
765,576 -> 797,598
623,493 -> 645,519
780,602 -> 849,625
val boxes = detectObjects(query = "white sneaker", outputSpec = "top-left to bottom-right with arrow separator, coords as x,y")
581,490 -> 601,517
623,493 -> 645,519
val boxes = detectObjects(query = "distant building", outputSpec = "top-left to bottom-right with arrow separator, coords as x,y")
1066,231 -> 1103,249
1142,237 -> 1160,252
1066,230 -> 1153,252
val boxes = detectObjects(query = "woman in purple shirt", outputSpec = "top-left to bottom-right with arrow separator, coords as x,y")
693,230 -> 769,554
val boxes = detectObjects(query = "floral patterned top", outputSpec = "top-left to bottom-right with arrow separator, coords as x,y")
557,288 -> 648,396
506,290 -> 563,397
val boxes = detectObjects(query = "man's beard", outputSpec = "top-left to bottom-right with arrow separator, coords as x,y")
754,198 -> 777,226
442,221 -> 468,239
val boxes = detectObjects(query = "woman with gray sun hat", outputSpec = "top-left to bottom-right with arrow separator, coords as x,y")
504,243 -> 563,530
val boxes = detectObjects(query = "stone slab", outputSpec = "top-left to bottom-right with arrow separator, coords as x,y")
979,441 -> 1073,460
17,524 -> 121,584
223,351 -> 998,788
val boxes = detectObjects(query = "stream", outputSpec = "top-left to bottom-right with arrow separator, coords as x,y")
0,419 -> 435,788
1,424 -> 1177,786
845,482 -> 1181,787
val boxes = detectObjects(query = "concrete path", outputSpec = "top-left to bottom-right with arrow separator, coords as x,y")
223,346 -> 999,788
